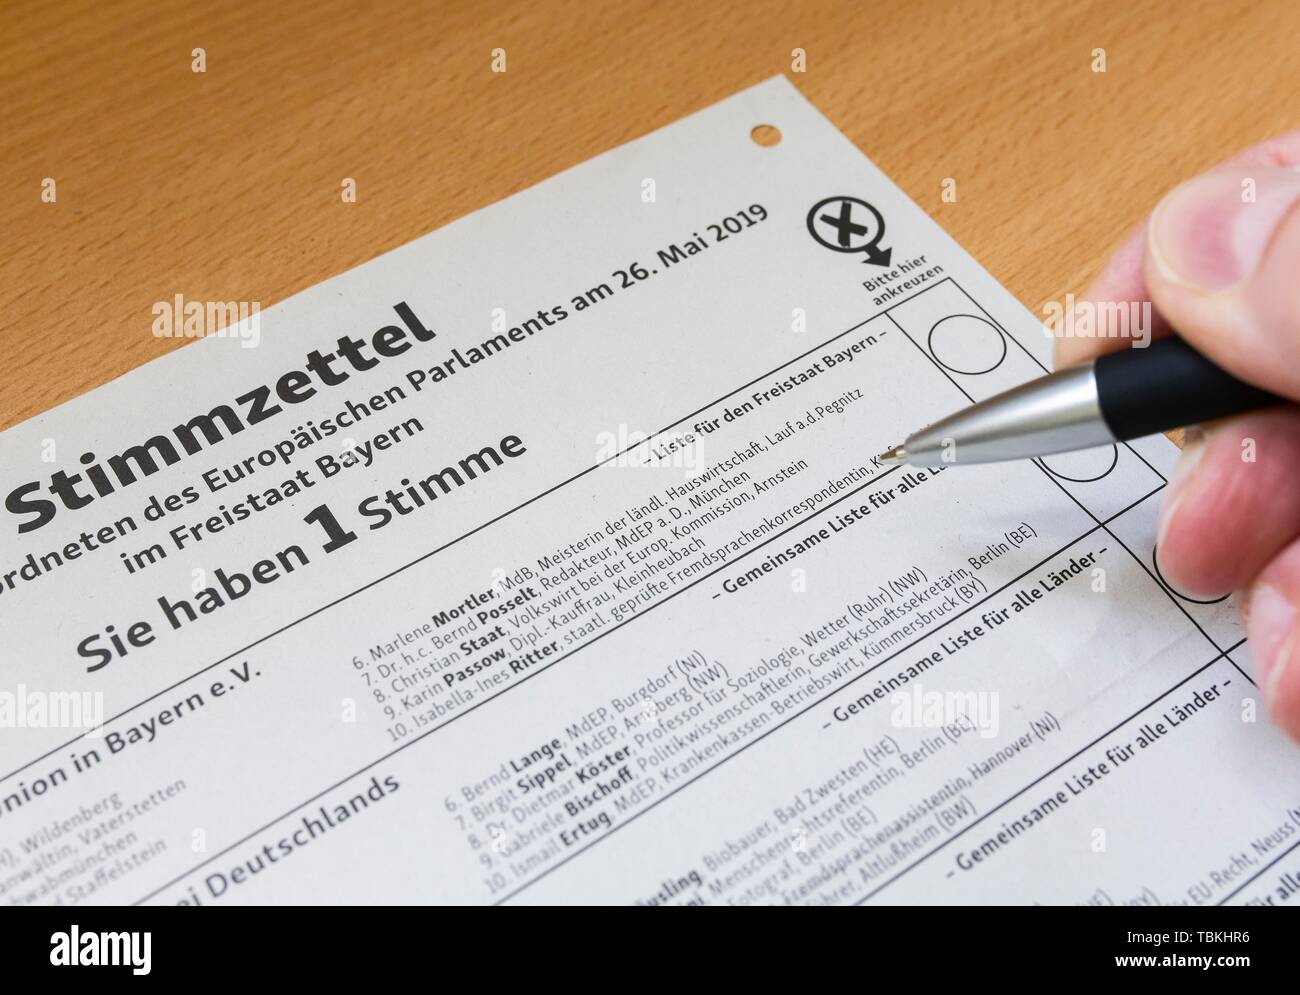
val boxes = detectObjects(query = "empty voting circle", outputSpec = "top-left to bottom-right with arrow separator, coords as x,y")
927,314 -> 1007,375
1152,545 -> 1230,605
1039,445 -> 1119,483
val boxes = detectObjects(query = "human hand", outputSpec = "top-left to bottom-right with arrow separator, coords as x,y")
1056,132 -> 1300,743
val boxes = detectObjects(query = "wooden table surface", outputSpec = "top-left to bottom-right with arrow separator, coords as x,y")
4,0 -> 1297,433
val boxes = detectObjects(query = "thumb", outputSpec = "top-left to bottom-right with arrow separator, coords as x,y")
1145,164 -> 1300,401
1244,543 -> 1300,742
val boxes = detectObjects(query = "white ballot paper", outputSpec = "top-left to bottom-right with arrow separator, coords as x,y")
3,77 -> 1299,908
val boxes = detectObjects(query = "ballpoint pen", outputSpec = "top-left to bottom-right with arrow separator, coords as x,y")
879,336 -> 1285,467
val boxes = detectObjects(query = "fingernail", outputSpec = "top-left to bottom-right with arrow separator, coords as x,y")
1244,584 -> 1297,708
1156,427 -> 1209,548
1148,166 -> 1300,292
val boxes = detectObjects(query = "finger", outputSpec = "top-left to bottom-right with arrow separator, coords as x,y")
1156,407 -> 1300,596
1145,164 -> 1300,400
1243,540 -> 1300,743
1056,129 -> 1300,373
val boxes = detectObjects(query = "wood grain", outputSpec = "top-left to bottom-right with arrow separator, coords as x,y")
4,0 -> 1297,432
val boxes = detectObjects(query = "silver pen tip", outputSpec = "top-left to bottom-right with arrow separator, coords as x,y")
878,444 -> 907,465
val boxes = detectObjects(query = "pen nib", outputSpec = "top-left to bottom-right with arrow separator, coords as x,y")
878,444 -> 907,465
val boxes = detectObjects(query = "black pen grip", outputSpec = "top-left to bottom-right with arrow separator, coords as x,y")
1095,336 -> 1284,440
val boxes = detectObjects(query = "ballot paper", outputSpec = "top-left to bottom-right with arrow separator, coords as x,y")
3,77 -> 1298,907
